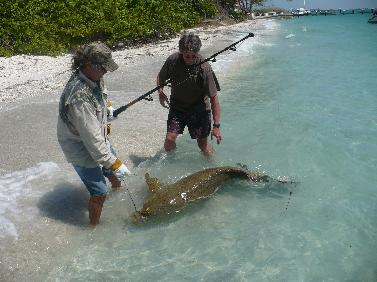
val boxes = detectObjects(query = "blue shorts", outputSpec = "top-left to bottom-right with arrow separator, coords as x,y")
73,165 -> 108,196
167,109 -> 211,139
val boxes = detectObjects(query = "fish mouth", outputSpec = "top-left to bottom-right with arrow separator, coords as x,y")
138,209 -> 151,217
131,210 -> 150,224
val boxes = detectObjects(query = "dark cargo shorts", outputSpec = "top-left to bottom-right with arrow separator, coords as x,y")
167,109 -> 211,139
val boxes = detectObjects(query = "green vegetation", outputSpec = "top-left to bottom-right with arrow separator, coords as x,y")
217,0 -> 267,21
0,0 -> 218,56
0,0 -> 270,57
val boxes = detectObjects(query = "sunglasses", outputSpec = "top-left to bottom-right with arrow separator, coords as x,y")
95,64 -> 107,72
182,53 -> 198,60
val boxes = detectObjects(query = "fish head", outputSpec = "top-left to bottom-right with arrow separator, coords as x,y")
130,211 -> 144,224
137,191 -> 183,220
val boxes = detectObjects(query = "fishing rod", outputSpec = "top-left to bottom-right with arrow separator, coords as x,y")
113,32 -> 254,118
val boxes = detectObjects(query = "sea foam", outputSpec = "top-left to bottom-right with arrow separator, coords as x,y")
0,162 -> 59,240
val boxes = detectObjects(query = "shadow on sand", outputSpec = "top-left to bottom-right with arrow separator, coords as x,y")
128,154 -> 151,167
128,149 -> 167,168
38,182 -> 89,226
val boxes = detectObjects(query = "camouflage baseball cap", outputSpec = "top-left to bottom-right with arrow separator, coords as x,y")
83,42 -> 118,72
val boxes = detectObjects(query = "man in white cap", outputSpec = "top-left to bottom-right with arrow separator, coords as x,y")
57,42 -> 130,226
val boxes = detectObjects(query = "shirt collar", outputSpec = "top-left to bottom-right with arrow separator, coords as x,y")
78,70 -> 100,90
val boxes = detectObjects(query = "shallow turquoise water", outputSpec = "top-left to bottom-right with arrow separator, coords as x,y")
48,14 -> 377,281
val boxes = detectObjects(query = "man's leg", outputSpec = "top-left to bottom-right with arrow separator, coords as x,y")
164,132 -> 178,152
165,109 -> 185,152
88,194 -> 106,225
73,165 -> 108,226
197,137 -> 213,156
188,111 -> 212,156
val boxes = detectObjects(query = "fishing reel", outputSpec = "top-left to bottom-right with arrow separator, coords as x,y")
143,94 -> 153,101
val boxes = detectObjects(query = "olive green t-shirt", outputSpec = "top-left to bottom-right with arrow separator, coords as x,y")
158,52 -> 219,112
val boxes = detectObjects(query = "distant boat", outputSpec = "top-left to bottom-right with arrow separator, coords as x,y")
293,7 -> 311,15
292,0 -> 311,16
319,9 -> 336,15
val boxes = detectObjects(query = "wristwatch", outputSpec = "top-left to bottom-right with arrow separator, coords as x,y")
213,123 -> 220,128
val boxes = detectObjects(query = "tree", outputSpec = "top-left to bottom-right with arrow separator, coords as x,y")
246,0 -> 266,12
233,1 -> 266,13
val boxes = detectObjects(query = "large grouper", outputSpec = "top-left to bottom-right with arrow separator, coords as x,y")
132,166 -> 287,223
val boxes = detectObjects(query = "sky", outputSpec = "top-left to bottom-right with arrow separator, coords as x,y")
265,0 -> 377,9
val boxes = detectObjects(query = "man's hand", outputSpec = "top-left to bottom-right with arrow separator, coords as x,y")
111,159 -> 131,180
158,91 -> 170,109
107,101 -> 116,121
211,127 -> 222,144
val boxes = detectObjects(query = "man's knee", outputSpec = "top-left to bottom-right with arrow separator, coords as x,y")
164,133 -> 177,151
164,139 -> 176,151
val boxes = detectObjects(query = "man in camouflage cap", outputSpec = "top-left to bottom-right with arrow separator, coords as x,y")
82,42 -> 119,72
57,41 -> 130,226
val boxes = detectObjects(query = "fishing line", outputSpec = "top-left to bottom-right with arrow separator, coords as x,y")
227,30 -> 272,37
171,39 -> 248,89
122,180 -> 138,213
277,103 -> 284,128
280,191 -> 292,216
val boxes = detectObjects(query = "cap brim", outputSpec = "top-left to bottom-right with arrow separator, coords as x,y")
103,59 -> 118,72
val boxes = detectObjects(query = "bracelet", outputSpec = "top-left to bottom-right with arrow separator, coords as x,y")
213,124 -> 220,128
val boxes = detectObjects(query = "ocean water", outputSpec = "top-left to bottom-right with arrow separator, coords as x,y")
1,14 -> 377,281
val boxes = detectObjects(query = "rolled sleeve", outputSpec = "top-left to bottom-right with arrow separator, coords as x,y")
158,53 -> 178,83
158,62 -> 170,84
205,64 -> 218,98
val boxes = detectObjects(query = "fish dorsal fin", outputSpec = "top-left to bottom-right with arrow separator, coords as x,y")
145,173 -> 163,193
236,163 -> 249,170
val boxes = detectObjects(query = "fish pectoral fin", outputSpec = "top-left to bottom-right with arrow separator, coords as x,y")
145,173 -> 163,193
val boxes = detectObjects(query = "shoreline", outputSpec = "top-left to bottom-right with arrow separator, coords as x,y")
0,19 -> 271,174
0,18 -> 274,281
